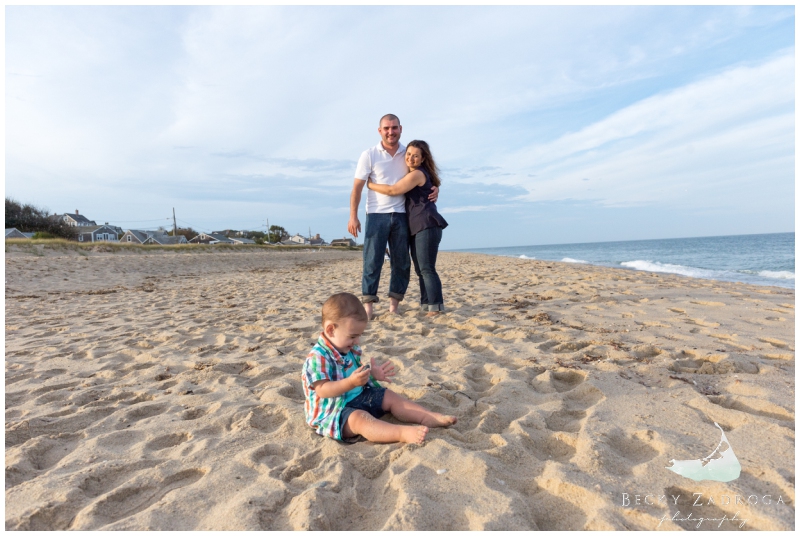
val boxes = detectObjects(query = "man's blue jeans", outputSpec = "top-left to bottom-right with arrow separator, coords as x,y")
362,213 -> 410,303
410,226 -> 444,311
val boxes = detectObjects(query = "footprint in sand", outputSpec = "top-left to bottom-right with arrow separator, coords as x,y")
464,364 -> 493,394
601,429 -> 661,474
70,468 -> 207,529
144,432 -> 191,451
180,407 -> 208,421
230,406 -> 289,434
544,384 -> 604,433
114,404 -> 170,430
5,432 -> 85,488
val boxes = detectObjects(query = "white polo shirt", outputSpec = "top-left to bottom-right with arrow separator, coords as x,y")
354,142 -> 407,214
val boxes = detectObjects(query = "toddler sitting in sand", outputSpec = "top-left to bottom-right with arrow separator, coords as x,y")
302,292 -> 456,444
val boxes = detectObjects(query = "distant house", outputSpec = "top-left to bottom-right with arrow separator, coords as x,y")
309,233 -> 328,246
75,225 -> 119,243
282,234 -> 311,246
188,232 -> 234,245
213,229 -> 246,238
5,228 -> 31,239
330,238 -> 356,247
121,230 -> 150,244
144,234 -> 188,245
229,237 -> 256,245
120,229 -> 172,244
58,210 -> 97,227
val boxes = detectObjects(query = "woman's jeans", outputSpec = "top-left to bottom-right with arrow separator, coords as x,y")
410,226 -> 444,311
362,212 -> 410,303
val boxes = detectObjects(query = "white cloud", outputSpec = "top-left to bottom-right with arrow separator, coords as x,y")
494,51 -> 794,208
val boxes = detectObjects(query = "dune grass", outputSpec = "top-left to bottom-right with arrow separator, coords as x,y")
5,238 -> 361,254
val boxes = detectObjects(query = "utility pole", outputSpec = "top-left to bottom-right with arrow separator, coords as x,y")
173,208 -> 177,236
266,218 -> 270,243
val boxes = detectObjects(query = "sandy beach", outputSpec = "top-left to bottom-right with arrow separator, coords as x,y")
4,244 -> 794,530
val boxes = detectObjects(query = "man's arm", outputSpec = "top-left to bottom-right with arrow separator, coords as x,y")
348,179 -> 366,238
428,185 -> 439,203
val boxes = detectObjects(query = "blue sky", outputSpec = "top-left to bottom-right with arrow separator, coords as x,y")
5,6 -> 795,249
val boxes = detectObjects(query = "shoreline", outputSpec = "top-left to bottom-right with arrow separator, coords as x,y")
5,247 -> 795,530
459,251 -> 795,290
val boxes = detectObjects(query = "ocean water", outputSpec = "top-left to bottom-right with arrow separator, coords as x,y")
455,233 -> 795,289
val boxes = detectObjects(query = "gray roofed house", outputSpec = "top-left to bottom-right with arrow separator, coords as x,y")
5,228 -> 30,239
122,229 -> 187,245
75,225 -> 119,243
60,211 -> 97,227
188,233 -> 234,245
309,233 -> 327,246
330,238 -> 356,247
121,230 -> 150,244
144,234 -> 188,245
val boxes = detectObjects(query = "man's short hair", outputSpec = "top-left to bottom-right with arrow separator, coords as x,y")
322,292 -> 368,325
379,114 -> 400,126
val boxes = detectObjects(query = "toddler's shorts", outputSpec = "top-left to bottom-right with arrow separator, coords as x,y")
339,384 -> 387,431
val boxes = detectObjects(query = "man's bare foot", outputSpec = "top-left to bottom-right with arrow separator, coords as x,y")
364,302 -> 374,320
420,413 -> 457,428
425,311 -> 441,317
399,425 -> 429,444
389,297 -> 400,314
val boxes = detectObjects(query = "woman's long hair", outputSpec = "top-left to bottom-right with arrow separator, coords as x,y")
407,140 -> 441,187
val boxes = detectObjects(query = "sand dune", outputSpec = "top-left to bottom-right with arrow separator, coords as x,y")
5,246 -> 795,530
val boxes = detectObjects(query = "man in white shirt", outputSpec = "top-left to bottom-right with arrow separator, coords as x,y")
348,114 -> 437,319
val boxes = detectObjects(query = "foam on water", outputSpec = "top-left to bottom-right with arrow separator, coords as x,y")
757,270 -> 795,280
456,233 -> 794,289
621,260 -> 720,279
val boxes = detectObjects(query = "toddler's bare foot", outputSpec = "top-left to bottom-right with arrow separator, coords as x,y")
420,413 -> 457,428
399,425 -> 429,445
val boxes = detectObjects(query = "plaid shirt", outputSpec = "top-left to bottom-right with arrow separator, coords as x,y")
302,334 -> 381,440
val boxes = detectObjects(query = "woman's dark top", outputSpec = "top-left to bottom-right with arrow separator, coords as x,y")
405,167 -> 448,236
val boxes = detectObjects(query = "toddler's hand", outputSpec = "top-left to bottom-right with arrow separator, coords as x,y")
370,357 -> 396,383
351,365 -> 371,387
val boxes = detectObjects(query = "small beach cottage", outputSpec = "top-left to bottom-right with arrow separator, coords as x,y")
58,211 -> 97,227
188,233 -> 234,245
5,228 -> 32,239
144,234 -> 188,245
283,234 -> 311,245
75,225 -> 119,243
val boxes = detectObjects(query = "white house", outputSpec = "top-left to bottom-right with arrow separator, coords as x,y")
283,234 -> 311,245
59,211 -> 97,227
